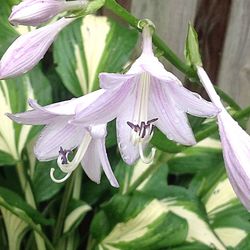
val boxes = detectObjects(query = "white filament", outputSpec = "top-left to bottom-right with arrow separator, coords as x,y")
50,168 -> 72,183
131,72 -> 150,144
139,143 -> 156,164
57,133 -> 92,173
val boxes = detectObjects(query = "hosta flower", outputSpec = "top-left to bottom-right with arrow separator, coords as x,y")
72,26 -> 219,165
0,17 -> 74,79
9,0 -> 86,26
6,90 -> 119,187
197,66 -> 250,210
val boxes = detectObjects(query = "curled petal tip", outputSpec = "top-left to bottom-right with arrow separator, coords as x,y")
112,182 -> 120,188
5,112 -> 19,123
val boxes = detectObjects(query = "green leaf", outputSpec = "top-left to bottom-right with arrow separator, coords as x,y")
184,23 -> 202,67
1,207 -> 29,250
168,147 -> 223,174
33,161 -> 65,203
0,187 -> 53,226
63,199 -> 91,235
91,193 -> 188,250
90,188 -> 230,250
54,15 -> 138,96
151,129 -> 185,153
115,159 -> 168,198
0,67 -> 51,163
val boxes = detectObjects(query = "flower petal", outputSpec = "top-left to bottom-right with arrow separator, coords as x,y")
73,79 -> 134,125
141,60 -> 182,83
166,81 -> 220,117
81,139 -> 102,184
6,109 -> 56,125
30,89 -> 105,116
6,89 -> 105,125
116,91 -> 140,165
0,18 -> 73,79
150,80 -> 196,145
218,111 -> 250,210
99,73 -> 135,89
34,117 -> 84,161
96,138 -> 119,187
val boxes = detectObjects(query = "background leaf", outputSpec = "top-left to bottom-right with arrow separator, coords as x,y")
54,15 -> 138,96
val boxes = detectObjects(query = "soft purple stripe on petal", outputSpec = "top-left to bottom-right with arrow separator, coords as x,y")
81,140 -> 102,184
150,79 -> 196,145
0,17 -> 73,79
6,109 -> 56,125
99,73 -> 136,89
97,138 -> 119,188
35,117 -> 84,161
116,89 -> 140,165
218,111 -> 250,210
165,81 -> 220,117
28,89 -> 104,116
73,79 -> 134,125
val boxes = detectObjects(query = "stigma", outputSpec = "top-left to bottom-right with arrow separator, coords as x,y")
127,118 -> 158,164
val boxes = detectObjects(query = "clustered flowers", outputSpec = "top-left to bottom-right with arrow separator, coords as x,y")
2,0 -> 250,210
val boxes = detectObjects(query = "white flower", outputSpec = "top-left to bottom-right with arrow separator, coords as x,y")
197,66 -> 250,210
0,17 -> 74,79
72,26 -> 219,165
7,90 -> 119,187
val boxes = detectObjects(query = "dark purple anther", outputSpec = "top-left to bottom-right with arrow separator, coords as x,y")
59,147 -> 72,164
127,118 -> 158,138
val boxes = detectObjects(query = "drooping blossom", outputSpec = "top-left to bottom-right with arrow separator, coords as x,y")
0,17 -> 74,79
72,25 -> 219,165
9,0 -> 86,26
6,90 -> 119,187
197,66 -> 250,210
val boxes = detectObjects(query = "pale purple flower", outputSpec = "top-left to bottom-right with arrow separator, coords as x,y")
72,26 -> 219,165
197,66 -> 250,210
0,17 -> 74,79
9,0 -> 86,26
6,90 -> 119,187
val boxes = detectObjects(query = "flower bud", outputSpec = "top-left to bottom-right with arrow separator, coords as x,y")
0,17 -> 74,79
9,0 -> 86,26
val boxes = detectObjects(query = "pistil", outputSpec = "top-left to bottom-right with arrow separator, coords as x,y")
127,118 -> 158,164
50,133 -> 92,183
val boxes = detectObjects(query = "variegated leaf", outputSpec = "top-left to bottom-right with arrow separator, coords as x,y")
54,15 -> 138,96
0,69 -> 51,163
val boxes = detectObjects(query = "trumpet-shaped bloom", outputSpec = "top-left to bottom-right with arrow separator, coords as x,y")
6,90 -> 119,187
0,17 -> 74,79
9,0 -> 86,26
72,26 -> 219,165
197,66 -> 250,210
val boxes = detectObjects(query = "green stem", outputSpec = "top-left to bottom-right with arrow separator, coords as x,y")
104,0 -> 196,79
196,106 -> 250,142
16,162 -> 47,250
66,168 -> 83,250
53,175 -> 75,246
126,152 -> 170,194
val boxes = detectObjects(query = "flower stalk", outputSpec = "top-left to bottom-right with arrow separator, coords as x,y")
104,0 -> 196,79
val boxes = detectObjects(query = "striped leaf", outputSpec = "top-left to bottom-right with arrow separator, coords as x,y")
63,199 -> 91,235
90,189 -> 228,250
0,69 -> 51,163
1,207 -> 29,250
54,15 -> 138,96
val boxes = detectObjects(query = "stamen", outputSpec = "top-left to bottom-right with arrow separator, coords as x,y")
138,143 -> 156,164
127,118 -> 158,141
50,168 -> 72,183
127,118 -> 158,163
57,133 -> 92,174
59,147 -> 72,164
